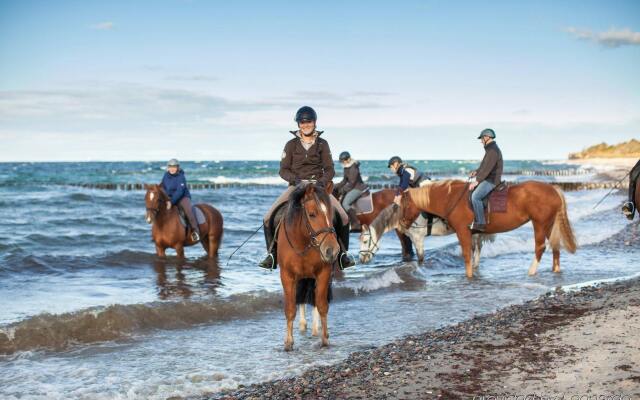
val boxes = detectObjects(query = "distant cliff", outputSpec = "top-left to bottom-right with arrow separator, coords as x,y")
569,139 -> 640,159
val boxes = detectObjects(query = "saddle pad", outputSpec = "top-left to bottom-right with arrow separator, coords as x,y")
354,192 -> 374,215
179,205 -> 207,227
488,186 -> 508,213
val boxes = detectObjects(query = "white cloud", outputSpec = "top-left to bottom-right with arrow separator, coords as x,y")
565,27 -> 640,48
91,21 -> 114,30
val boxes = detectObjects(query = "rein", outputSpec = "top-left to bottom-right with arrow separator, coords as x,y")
283,193 -> 336,257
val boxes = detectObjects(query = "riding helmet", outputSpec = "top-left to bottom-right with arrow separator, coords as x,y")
387,156 -> 402,168
339,151 -> 351,161
167,158 -> 180,167
477,128 -> 496,139
295,106 -> 317,123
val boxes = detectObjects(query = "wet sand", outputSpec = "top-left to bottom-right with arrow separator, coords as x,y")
200,222 -> 640,400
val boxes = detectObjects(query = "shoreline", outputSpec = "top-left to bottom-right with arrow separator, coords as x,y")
564,157 -> 637,181
199,223 -> 640,400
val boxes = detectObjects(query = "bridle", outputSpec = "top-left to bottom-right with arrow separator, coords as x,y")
284,192 -> 336,257
359,225 -> 381,258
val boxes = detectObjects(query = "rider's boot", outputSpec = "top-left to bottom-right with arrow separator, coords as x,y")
622,201 -> 635,220
347,208 -> 361,232
336,222 -> 356,270
258,226 -> 277,270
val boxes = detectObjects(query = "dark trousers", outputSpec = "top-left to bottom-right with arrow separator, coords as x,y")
178,197 -> 199,234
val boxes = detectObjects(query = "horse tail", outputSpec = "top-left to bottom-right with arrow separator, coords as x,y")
296,278 -> 332,306
550,186 -> 577,254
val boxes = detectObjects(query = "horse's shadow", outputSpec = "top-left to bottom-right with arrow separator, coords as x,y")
152,257 -> 222,300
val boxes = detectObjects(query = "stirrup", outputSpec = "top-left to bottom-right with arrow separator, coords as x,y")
259,253 -> 276,270
191,231 -> 200,242
338,252 -> 356,270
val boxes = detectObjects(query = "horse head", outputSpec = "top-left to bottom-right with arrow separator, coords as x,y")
359,224 -> 377,264
144,184 -> 167,224
288,182 -> 339,264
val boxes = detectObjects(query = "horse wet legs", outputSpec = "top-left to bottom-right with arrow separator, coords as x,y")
552,248 -> 561,273
155,244 -> 166,257
455,228 -> 474,279
281,272 -> 297,351
396,230 -> 415,261
528,222 -> 548,276
314,269 -> 331,347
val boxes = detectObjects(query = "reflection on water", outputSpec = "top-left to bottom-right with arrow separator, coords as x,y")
152,258 -> 222,300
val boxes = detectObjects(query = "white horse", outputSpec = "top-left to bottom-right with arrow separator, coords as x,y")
359,204 -> 494,268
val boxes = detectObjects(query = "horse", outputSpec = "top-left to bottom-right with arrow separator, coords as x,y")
343,188 -> 455,262
144,184 -> 223,259
399,180 -> 577,278
277,182 -> 340,351
360,203 -> 494,267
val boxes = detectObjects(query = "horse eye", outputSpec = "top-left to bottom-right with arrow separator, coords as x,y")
309,213 -> 317,218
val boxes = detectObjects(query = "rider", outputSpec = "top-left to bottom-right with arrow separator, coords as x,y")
259,106 -> 355,270
334,151 -> 368,231
388,156 -> 427,204
622,158 -> 640,220
468,128 -> 503,232
161,159 -> 200,242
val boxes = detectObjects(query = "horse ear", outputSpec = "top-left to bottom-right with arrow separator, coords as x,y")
325,181 -> 334,195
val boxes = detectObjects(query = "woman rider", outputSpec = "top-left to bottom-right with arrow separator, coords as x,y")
334,151 -> 368,231
259,106 -> 355,270
388,156 -> 427,204
161,158 -> 200,242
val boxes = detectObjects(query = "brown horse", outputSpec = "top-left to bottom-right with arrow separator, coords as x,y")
634,179 -> 640,220
278,183 -> 339,351
399,180 -> 577,278
145,184 -> 223,259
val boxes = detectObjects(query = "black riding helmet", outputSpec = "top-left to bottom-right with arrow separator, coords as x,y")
339,151 -> 351,161
387,156 -> 402,168
295,106 -> 317,123
477,128 -> 496,139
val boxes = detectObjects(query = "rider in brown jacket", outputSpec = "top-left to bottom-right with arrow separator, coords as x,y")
259,106 -> 355,270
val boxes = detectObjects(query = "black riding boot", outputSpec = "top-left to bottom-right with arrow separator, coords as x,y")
336,222 -> 356,270
347,208 -> 361,232
258,226 -> 277,270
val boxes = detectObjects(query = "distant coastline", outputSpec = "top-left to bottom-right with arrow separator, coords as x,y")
568,139 -> 640,159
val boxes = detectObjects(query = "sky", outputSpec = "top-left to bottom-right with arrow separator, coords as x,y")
0,0 -> 639,161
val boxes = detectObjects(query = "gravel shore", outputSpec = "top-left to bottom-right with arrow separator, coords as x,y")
194,223 -> 640,400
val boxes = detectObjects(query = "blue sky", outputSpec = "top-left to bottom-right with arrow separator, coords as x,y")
0,0 -> 639,161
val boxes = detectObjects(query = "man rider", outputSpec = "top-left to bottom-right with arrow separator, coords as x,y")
335,151 -> 368,231
259,106 -> 356,270
468,128 -> 503,232
388,156 -> 427,205
622,158 -> 640,220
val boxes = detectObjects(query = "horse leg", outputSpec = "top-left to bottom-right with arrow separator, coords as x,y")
455,228 -> 474,279
298,304 -> 307,332
175,245 -> 185,259
528,222 -> 547,276
396,230 -> 414,261
311,307 -> 321,337
201,238 -> 210,255
413,234 -> 425,264
472,235 -> 482,271
281,273 -> 297,351
155,244 -> 166,258
315,269 -> 331,347
552,248 -> 561,273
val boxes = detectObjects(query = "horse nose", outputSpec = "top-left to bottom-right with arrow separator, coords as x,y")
325,248 -> 335,261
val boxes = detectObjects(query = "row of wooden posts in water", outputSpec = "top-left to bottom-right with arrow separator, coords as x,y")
65,180 -> 628,192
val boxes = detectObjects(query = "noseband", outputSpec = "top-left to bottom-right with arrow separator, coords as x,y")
284,192 -> 336,257
359,226 -> 380,257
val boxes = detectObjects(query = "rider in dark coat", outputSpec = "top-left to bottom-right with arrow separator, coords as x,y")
259,106 -> 355,270
161,159 -> 200,242
388,156 -> 426,204
335,151 -> 368,230
468,128 -> 503,232
623,158 -> 640,220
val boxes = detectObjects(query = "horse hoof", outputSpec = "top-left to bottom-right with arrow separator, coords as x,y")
299,324 -> 307,333
321,339 -> 329,348
284,342 -> 294,352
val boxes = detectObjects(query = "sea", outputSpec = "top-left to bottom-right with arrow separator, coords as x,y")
0,160 -> 638,399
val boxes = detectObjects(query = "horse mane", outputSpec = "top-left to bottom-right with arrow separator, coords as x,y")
370,204 -> 401,236
408,180 -> 466,210
286,183 -> 331,224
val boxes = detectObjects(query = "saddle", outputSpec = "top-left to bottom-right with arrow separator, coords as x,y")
352,190 -> 374,215
177,205 -> 207,228
468,182 -> 509,216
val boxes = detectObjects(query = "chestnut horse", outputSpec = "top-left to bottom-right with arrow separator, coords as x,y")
278,183 -> 339,351
399,180 -> 577,278
145,184 -> 223,259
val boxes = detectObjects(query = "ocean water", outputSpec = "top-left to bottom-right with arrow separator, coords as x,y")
0,160 -> 637,400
